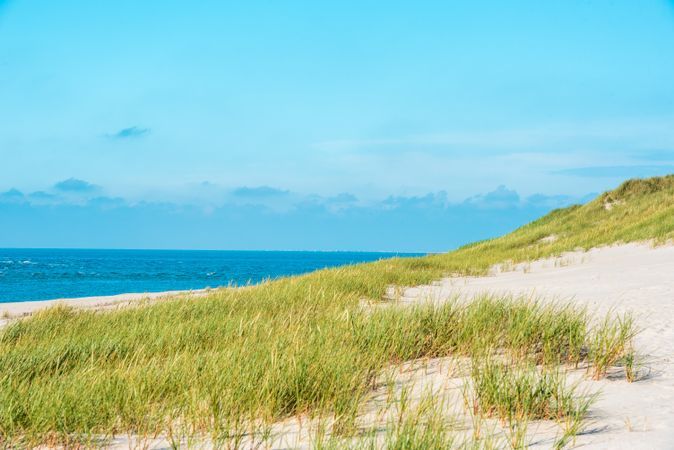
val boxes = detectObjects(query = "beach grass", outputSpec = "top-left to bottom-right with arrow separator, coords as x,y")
0,295 -> 610,446
468,359 -> 589,423
2,175 -> 672,446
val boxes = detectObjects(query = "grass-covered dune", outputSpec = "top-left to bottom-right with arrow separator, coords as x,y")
1,175 -> 673,447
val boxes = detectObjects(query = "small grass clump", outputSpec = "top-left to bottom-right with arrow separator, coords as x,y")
356,296 -> 589,366
469,359 -> 587,423
588,313 -> 637,379
381,393 -> 457,450
469,359 -> 598,449
315,391 -> 459,450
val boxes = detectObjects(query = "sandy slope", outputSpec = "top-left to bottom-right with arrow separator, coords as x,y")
7,243 -> 674,448
402,242 -> 674,449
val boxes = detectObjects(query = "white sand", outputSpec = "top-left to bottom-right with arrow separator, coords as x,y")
400,242 -> 674,449
0,289 -> 209,327
11,243 -> 674,448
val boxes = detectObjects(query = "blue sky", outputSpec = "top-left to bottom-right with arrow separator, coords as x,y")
1,1 -> 674,251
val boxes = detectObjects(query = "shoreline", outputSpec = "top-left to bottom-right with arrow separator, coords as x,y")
13,241 -> 670,449
2,242 -> 674,447
0,288 -> 210,320
0,240 -> 666,320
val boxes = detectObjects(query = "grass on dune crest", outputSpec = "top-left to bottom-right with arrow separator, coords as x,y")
1,175 -> 670,446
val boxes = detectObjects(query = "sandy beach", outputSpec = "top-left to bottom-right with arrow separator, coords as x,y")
255,242 -> 674,449
4,242 -> 674,448
400,242 -> 674,449
0,288 -> 210,326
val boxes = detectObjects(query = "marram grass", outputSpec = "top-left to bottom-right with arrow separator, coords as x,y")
0,295 -> 610,446
1,175 -> 671,446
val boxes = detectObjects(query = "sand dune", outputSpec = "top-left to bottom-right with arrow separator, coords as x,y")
4,243 -> 674,448
401,242 -> 674,449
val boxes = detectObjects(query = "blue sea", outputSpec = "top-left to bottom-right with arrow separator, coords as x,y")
0,249 -> 423,303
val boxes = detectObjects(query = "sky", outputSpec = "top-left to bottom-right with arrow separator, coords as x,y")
1,0 -> 674,251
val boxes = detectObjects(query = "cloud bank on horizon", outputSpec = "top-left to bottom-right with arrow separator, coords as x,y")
1,0 -> 673,249
0,180 -> 595,252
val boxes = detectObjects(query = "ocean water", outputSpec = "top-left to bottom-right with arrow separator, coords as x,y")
0,248 -> 423,303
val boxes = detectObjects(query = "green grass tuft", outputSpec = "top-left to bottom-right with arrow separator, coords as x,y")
469,359 -> 587,423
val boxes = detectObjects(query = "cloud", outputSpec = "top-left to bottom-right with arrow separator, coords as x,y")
29,191 -> 56,200
109,126 -> 150,139
87,196 -> 127,208
53,178 -> 101,193
553,165 -> 674,178
464,185 -> 520,208
631,150 -> 674,161
0,182 -> 595,251
231,186 -> 290,198
326,193 -> 358,204
298,192 -> 360,214
0,188 -> 25,204
525,193 -> 594,208
382,192 -> 449,210
27,191 -> 59,205
314,118 -> 674,156
481,185 -> 520,206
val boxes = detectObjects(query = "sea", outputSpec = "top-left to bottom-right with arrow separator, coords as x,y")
0,248 -> 423,303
